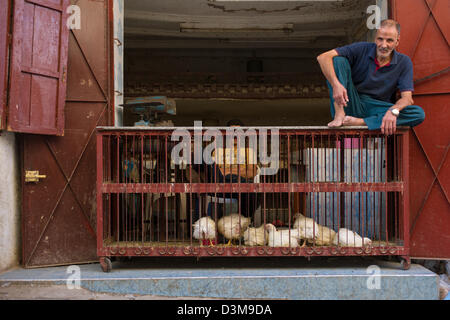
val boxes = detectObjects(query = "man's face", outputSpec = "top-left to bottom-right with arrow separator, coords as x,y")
375,26 -> 399,60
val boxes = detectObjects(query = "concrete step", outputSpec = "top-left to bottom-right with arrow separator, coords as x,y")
0,257 -> 438,300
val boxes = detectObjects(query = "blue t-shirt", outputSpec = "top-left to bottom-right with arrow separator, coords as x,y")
336,42 -> 414,103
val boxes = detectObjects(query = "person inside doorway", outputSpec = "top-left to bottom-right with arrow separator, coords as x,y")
316,19 -> 425,135
206,119 -> 260,219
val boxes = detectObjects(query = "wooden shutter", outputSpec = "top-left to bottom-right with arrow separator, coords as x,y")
0,0 -> 10,130
8,0 -> 70,136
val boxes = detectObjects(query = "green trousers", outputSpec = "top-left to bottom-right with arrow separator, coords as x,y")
327,57 -> 425,130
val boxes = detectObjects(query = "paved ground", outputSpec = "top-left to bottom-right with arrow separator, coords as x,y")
0,283 -> 158,300
0,257 -> 439,300
0,282 -> 216,300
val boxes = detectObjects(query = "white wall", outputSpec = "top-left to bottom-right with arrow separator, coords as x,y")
0,132 -> 20,272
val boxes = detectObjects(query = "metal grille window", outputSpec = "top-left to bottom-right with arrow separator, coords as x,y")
96,127 -> 410,272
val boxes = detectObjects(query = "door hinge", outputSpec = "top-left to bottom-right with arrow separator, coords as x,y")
25,170 -> 47,183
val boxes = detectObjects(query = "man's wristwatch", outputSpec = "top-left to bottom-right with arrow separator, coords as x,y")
390,108 -> 400,117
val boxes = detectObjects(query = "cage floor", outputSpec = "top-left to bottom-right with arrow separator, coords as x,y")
103,239 -> 400,248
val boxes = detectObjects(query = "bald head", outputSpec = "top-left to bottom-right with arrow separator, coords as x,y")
379,19 -> 401,37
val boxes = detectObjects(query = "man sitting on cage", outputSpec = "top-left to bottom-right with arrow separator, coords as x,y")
316,19 -> 425,135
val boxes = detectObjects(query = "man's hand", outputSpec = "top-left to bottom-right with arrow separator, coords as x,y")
317,49 -> 349,107
332,82 -> 349,107
381,109 -> 397,135
381,91 -> 413,135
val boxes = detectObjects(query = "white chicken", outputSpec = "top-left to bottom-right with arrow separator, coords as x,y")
314,225 -> 337,246
193,217 -> 217,246
265,224 -> 300,248
293,213 -> 320,247
217,214 -> 251,246
243,225 -> 268,246
332,228 -> 372,247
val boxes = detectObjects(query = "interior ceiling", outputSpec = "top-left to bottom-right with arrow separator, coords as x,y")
125,0 -> 373,49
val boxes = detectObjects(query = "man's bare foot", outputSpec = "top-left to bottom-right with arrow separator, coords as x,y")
328,102 -> 346,127
328,112 -> 346,127
342,116 -> 365,126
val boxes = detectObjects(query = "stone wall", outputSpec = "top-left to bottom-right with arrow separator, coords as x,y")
0,132 -> 20,272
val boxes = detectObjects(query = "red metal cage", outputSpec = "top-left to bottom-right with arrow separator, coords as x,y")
96,126 -> 410,272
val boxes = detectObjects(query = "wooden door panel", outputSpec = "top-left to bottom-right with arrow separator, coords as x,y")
8,0 -> 69,135
393,0 -> 450,259
22,0 -> 112,267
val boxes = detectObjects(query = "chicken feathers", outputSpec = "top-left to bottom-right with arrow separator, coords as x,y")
332,228 -> 372,247
193,217 -> 216,245
293,213 -> 320,245
217,214 -> 251,245
314,225 -> 337,246
243,225 -> 268,246
265,224 -> 300,247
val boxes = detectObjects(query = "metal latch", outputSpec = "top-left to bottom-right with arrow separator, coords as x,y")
25,171 -> 47,183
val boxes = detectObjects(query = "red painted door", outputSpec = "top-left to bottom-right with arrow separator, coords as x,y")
392,0 -> 450,259
21,0 -> 112,267
0,0 -> 10,130
8,0 -> 70,136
